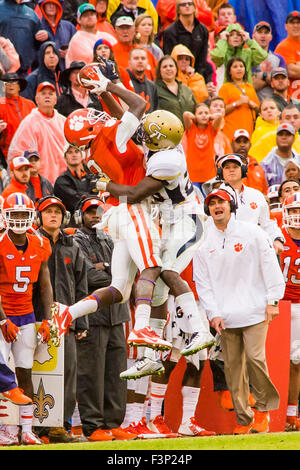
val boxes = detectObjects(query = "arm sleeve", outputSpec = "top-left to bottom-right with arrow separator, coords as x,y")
115,111 -> 140,154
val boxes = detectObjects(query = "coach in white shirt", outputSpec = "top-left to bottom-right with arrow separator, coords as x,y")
217,152 -> 285,254
194,188 -> 285,434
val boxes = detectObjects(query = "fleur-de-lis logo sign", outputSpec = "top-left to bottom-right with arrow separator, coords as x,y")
148,122 -> 167,140
33,379 -> 55,424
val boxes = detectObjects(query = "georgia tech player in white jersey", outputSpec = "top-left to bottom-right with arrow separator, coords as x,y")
100,110 -> 216,364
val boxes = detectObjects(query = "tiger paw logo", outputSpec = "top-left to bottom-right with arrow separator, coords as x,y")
234,243 -> 243,252
250,202 -> 258,210
69,115 -> 85,131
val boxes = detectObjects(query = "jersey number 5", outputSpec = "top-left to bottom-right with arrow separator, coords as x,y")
13,266 -> 31,293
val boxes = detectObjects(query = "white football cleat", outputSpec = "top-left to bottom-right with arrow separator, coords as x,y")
0,429 -> 17,446
181,331 -> 216,357
120,357 -> 165,380
21,431 -> 42,445
178,417 -> 216,436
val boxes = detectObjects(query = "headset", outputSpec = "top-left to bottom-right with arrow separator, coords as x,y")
204,187 -> 237,216
73,196 -> 104,226
216,153 -> 248,180
35,195 -> 71,227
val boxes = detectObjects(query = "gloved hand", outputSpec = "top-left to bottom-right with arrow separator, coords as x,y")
0,318 -> 19,343
37,319 -> 51,344
96,175 -> 111,192
96,56 -> 119,81
81,66 -> 111,95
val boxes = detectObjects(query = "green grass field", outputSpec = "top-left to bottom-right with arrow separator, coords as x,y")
1,432 -> 299,451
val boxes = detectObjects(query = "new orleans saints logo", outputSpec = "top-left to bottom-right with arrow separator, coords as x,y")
33,379 -> 55,424
148,122 -> 167,141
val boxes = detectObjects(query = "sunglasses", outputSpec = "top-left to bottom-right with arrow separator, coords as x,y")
179,2 -> 194,6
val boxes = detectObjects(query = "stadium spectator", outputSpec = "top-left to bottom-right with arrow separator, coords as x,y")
252,22 -> 287,102
54,144 -> 98,226
162,0 -> 214,84
251,98 -> 281,147
133,13 -> 163,62
86,0 -> 117,38
157,0 -> 213,34
21,41 -> 63,103
0,73 -> 36,164
38,0 -> 77,70
112,15 -> 157,81
110,0 -> 146,27
34,195 -> 88,443
231,128 -> 268,195
24,150 -> 54,204
7,81 -> 67,185
107,0 -> 158,33
74,197 -> 132,441
0,0 -> 48,74
56,61 -> 103,117
119,47 -> 158,113
218,57 -> 260,141
261,123 -> 300,186
249,104 -> 300,163
0,36 -> 20,75
275,11 -> 300,102
62,0 -> 86,26
2,155 -> 32,199
65,3 -> 117,68
171,44 -> 209,103
155,55 -> 196,123
210,23 -> 267,86
270,67 -> 300,113
209,96 -> 231,157
182,103 -> 222,190
194,188 -> 284,434
283,160 -> 300,183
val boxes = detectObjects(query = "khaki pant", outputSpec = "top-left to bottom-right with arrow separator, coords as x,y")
220,321 -> 280,425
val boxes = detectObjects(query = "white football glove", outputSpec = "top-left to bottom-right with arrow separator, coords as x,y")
96,175 -> 111,191
81,72 -> 111,95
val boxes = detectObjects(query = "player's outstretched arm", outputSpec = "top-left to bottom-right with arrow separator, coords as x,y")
105,176 -> 163,204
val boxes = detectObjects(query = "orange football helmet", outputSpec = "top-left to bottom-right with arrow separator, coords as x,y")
64,108 -> 113,148
283,192 -> 300,228
2,193 -> 35,234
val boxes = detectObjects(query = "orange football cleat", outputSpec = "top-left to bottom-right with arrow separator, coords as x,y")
108,427 -> 138,440
0,387 -> 32,405
88,429 -> 115,442
233,421 -> 253,435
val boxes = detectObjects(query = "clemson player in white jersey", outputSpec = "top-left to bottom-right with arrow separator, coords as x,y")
280,193 -> 300,431
50,66 -> 215,367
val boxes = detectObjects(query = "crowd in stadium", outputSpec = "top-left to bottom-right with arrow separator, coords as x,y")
0,0 -> 299,446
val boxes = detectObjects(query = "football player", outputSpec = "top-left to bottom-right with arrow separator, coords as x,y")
0,193 -> 53,445
51,65 -> 214,361
280,193 -> 300,431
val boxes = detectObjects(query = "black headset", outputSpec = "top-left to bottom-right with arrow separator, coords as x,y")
204,187 -> 237,216
35,195 -> 71,227
216,153 -> 248,180
73,196 -> 104,226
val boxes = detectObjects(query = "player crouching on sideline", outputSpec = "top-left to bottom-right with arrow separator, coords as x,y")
49,62 -> 215,366
0,193 -> 53,445
193,188 -> 285,435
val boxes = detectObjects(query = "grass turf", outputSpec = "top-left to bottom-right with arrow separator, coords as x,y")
1,432 -> 299,451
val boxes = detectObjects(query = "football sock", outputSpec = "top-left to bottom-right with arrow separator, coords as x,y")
175,292 -> 206,333
134,304 -> 151,330
69,295 -> 98,320
181,386 -> 200,424
20,404 -> 33,433
149,382 -> 167,420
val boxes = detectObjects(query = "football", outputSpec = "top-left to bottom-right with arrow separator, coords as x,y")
78,63 -> 102,90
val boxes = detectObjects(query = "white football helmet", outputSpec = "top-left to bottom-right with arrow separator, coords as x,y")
2,193 -> 35,234
267,184 -> 281,212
